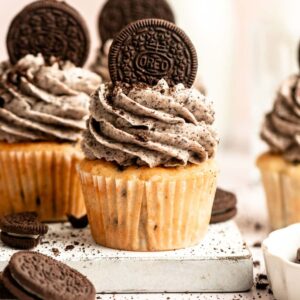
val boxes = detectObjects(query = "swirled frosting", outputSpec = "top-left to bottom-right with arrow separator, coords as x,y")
0,54 -> 102,143
82,79 -> 218,168
90,40 -> 112,82
261,74 -> 300,162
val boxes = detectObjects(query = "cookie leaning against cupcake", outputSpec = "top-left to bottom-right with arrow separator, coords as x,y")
0,0 -> 102,222
79,19 -> 219,251
257,67 -> 300,230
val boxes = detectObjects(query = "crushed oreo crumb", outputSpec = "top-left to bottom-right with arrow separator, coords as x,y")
51,248 -> 60,256
252,241 -> 262,248
255,274 -> 269,290
253,260 -> 260,267
67,214 -> 88,229
65,245 -> 75,251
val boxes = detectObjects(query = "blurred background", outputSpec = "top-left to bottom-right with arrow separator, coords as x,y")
0,0 -> 299,181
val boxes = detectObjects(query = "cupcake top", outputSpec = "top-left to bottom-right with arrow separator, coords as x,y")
82,79 -> 217,167
261,74 -> 300,162
0,54 -> 102,143
83,19 -> 218,168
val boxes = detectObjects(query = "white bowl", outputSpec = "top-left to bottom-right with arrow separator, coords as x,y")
262,223 -> 300,300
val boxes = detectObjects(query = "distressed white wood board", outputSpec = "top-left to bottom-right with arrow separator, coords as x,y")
0,220 -> 253,293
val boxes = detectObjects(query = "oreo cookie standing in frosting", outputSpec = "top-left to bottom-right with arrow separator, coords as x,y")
2,251 -> 96,300
7,0 -> 90,66
210,188 -> 238,224
109,18 -> 198,87
0,212 -> 48,249
99,0 -> 175,47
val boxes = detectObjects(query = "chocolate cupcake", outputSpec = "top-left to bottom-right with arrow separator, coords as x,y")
79,19 -> 218,251
0,0 -> 102,221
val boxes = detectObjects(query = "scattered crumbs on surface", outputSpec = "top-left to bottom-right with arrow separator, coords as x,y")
51,248 -> 60,256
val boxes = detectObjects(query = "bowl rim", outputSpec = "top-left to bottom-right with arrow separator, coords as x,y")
262,223 -> 300,268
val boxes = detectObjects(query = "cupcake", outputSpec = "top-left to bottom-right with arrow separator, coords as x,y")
257,74 -> 300,230
79,19 -> 218,251
0,0 -> 102,221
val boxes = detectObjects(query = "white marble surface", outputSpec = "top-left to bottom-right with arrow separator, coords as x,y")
0,150 -> 275,299
0,221 -> 253,293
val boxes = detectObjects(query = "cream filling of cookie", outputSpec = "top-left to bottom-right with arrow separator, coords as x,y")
4,232 -> 40,239
10,270 -> 43,299
0,54 -> 102,143
82,79 -> 218,167
90,39 -> 112,82
261,74 -> 300,162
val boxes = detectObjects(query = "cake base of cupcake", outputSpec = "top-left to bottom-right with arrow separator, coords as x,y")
0,142 -> 86,222
79,159 -> 218,251
257,152 -> 300,230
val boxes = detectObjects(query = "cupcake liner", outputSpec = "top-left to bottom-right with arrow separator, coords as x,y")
79,160 -> 217,251
257,153 -> 300,230
0,143 -> 86,221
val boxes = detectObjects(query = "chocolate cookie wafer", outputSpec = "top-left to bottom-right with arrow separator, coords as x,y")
2,251 -> 96,300
210,188 -> 238,224
67,214 -> 89,229
99,0 -> 175,46
0,272 -> 14,299
7,0 -> 90,66
109,18 -> 198,87
0,212 -> 48,249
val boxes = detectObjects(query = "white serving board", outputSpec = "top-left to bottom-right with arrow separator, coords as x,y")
0,221 -> 253,293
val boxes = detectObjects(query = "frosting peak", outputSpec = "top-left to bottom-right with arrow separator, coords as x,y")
82,79 -> 218,168
0,54 -> 102,143
261,74 -> 300,162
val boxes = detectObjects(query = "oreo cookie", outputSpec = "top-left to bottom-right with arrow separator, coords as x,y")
7,0 -> 90,66
210,188 -> 238,224
99,0 -> 175,47
0,212 -> 48,249
109,18 -> 198,87
2,251 -> 96,300
0,273 -> 14,299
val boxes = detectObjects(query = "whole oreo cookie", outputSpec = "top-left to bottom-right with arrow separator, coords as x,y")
109,19 -> 198,87
0,212 -> 48,249
99,0 -> 175,46
2,251 -> 96,300
7,0 -> 90,66
210,188 -> 238,224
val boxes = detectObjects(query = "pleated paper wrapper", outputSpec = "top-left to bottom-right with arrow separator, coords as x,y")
79,159 -> 218,251
257,153 -> 300,230
0,143 -> 86,221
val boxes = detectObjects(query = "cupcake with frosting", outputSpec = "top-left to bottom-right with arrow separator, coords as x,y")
79,19 -> 218,251
257,74 -> 300,230
0,0 -> 102,221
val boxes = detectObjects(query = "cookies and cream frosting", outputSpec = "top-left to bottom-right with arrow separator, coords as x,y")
0,54 -> 102,143
261,74 -> 300,162
82,79 -> 218,168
